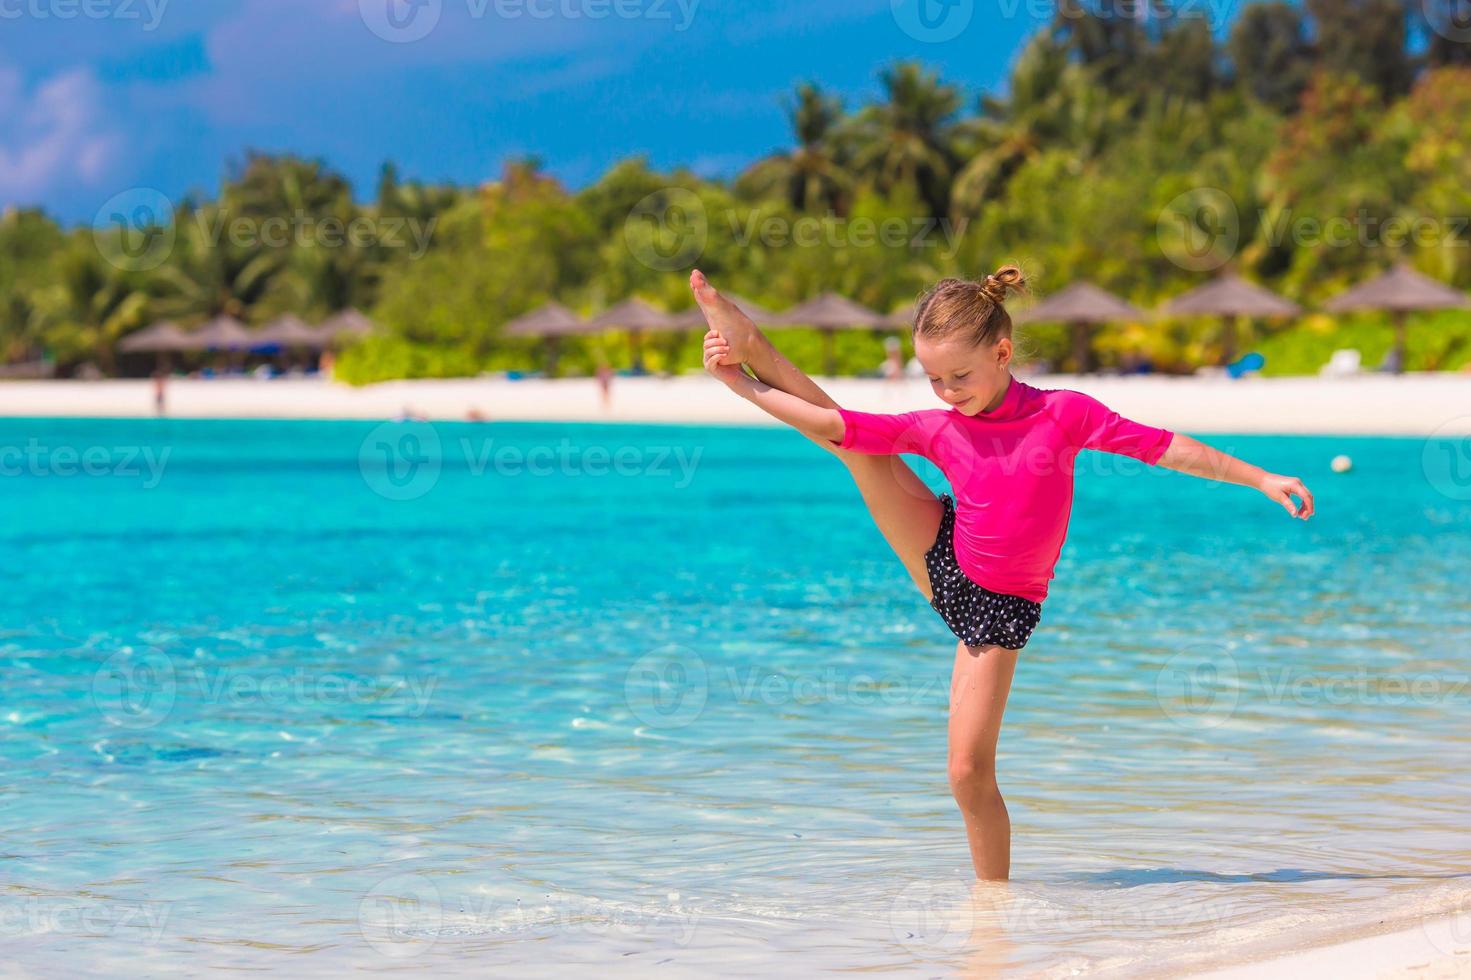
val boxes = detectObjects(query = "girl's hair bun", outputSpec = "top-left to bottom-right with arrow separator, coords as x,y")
979,265 -> 1026,306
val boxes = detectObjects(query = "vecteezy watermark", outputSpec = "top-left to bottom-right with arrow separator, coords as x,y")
1154,640 -> 1240,729
1254,668 -> 1469,708
93,188 -> 177,273
624,646 -> 708,729
91,648 -> 439,729
1157,186 -> 1471,271
359,873 -> 444,958
93,647 -> 177,729
92,189 -> 438,272
623,652 -> 950,729
889,877 -> 1234,958
1422,416 -> 1471,501
623,188 -> 967,272
187,666 -> 438,715
1423,891 -> 1471,958
358,873 -> 700,959
890,0 -> 973,43
0,439 -> 170,488
893,0 -> 1238,42
1423,0 -> 1471,43
358,421 -> 704,502
724,665 -> 944,708
357,0 -> 699,43
1157,187 -> 1240,272
192,209 -> 436,257
0,897 -> 171,942
0,0 -> 168,29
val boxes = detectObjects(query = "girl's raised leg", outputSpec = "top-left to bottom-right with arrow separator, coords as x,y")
690,272 -> 944,599
947,640 -> 1018,880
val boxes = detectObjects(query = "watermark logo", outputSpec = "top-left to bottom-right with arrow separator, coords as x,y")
0,0 -> 169,29
359,873 -> 443,958
1154,641 -> 1239,729
1424,0 -> 1471,42
1424,891 -> 1471,957
92,647 -> 177,729
625,188 -> 708,272
359,421 -> 444,501
1423,416 -> 1471,501
1157,187 -> 1239,272
624,646 -> 708,729
0,897 -> 171,942
889,879 -> 975,955
359,0 -> 442,42
891,0 -> 973,42
626,191 -> 968,272
93,188 -> 176,272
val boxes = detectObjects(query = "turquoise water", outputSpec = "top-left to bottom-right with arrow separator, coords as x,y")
3,418 -> 1470,977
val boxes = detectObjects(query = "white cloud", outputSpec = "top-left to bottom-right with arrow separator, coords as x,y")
0,64 -> 122,204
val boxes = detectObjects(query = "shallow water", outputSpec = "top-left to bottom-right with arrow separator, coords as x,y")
3,418 -> 1469,977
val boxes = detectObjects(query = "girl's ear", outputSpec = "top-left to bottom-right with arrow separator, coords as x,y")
993,336 -> 1012,370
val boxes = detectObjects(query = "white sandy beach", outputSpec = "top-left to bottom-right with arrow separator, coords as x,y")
1190,910 -> 1471,979
2,371 -> 1470,434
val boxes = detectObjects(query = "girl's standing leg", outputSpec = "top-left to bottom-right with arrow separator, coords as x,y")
691,273 -> 944,597
948,640 -> 1019,880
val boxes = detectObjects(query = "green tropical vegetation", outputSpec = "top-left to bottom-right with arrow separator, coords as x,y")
3,0 -> 1471,381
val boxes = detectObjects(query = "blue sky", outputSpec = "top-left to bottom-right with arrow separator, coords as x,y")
0,0 -> 1241,224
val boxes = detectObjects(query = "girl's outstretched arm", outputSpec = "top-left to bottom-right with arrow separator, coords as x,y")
705,331 -> 845,442
1156,434 -> 1315,520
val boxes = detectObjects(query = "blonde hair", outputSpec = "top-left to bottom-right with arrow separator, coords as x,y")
913,265 -> 1027,349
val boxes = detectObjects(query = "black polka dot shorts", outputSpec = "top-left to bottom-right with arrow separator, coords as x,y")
923,493 -> 1043,651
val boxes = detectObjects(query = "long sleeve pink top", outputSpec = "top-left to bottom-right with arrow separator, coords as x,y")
828,375 -> 1175,602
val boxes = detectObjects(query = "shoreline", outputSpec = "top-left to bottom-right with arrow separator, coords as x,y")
1184,909 -> 1471,979
1,373 -> 1469,435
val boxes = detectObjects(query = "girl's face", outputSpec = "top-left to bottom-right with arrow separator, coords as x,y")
914,332 -> 1012,416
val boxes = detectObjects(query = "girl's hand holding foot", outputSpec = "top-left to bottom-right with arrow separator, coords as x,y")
703,329 -> 748,387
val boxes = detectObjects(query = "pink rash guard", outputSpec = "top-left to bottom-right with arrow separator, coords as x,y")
828,375 -> 1175,603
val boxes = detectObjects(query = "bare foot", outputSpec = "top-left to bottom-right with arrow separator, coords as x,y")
689,269 -> 761,366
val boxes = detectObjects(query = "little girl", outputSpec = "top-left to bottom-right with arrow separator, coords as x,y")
689,266 -> 1314,881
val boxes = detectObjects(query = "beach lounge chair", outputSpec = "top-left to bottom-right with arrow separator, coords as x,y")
1319,349 -> 1362,377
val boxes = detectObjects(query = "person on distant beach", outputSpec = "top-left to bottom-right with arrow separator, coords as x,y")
882,336 -> 904,381
152,370 -> 167,416
690,266 -> 1315,882
596,361 -> 614,410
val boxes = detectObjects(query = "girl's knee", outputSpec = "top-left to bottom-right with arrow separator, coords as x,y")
947,755 -> 999,797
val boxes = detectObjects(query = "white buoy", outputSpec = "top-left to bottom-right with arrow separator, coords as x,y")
1331,454 -> 1353,473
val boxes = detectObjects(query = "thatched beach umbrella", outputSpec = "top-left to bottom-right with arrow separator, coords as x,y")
255,314 -> 325,351
1162,272 -> 1301,366
589,298 -> 679,373
316,309 -> 376,346
1322,263 -> 1468,375
774,293 -> 890,376
119,320 -> 192,373
253,314 -> 325,372
1015,282 -> 1144,374
187,315 -> 255,351
503,301 -> 586,374
119,321 -> 190,353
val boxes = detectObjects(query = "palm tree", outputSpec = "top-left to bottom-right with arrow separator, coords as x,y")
950,34 -> 1130,218
847,62 -> 963,218
38,244 -> 151,374
738,83 -> 853,214
148,205 -> 284,322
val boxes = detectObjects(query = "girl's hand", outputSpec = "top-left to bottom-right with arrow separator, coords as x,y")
703,329 -> 748,387
1258,472 -> 1314,520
